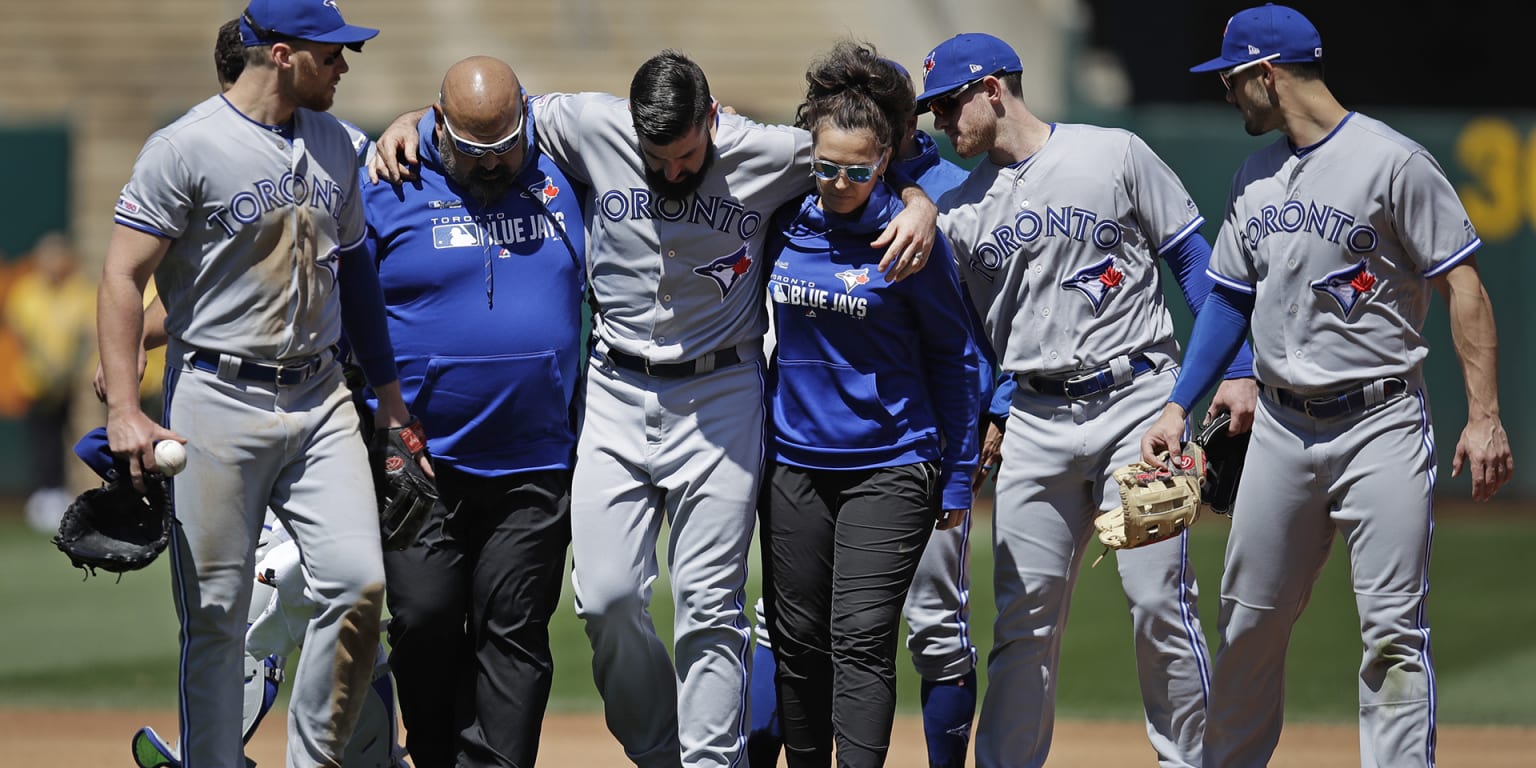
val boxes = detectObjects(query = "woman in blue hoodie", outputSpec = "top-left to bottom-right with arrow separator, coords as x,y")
759,40 -> 981,768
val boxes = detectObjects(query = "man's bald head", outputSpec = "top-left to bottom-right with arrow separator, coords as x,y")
434,56 -> 527,205
439,56 -> 523,140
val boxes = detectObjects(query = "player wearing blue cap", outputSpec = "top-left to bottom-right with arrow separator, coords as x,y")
915,31 -> 1259,768
1144,5 -> 1513,766
96,0 -> 415,765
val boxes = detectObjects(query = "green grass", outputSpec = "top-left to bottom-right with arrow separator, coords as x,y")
3,505 -> 1533,724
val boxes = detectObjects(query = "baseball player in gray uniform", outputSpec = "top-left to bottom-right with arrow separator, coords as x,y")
370,50 -> 936,768
97,2 -> 424,766
1143,5 -> 1514,766
916,33 -> 1259,768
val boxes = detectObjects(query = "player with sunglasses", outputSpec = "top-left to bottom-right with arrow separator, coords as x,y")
756,40 -> 981,768
916,32 -> 1259,767
358,56 -> 587,768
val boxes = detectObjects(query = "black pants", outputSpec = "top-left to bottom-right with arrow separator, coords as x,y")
761,462 -> 938,768
383,465 -> 572,768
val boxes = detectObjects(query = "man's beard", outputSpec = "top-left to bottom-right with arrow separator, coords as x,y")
439,130 -> 517,205
644,142 -> 717,200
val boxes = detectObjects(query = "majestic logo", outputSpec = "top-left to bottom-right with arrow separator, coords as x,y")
433,223 -> 481,248
693,244 -> 754,300
834,268 -> 870,293
1310,259 -> 1378,317
1060,256 -> 1124,316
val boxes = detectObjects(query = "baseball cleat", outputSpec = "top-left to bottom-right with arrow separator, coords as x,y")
131,726 -> 181,768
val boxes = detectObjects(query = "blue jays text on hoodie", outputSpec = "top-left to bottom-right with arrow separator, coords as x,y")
360,108 -> 587,477
766,181 -> 980,510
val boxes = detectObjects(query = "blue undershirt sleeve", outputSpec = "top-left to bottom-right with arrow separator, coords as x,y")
1168,283 -> 1254,412
1163,232 -> 1255,379
337,243 -> 399,388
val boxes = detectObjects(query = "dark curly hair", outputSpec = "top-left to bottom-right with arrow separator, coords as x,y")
214,18 -> 245,89
795,40 -> 914,151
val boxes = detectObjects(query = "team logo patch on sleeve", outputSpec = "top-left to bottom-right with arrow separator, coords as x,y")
1060,256 -> 1124,316
1310,259 -> 1377,317
693,244 -> 753,301
433,223 -> 482,248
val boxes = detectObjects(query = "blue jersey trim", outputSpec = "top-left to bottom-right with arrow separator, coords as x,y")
1156,216 -> 1206,255
1293,111 -> 1356,158
114,218 -> 170,239
1205,268 -> 1254,294
1422,238 -> 1481,278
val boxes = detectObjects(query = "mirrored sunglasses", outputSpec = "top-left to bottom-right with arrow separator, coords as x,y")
1219,53 -> 1281,90
442,107 -> 525,157
811,158 -> 879,183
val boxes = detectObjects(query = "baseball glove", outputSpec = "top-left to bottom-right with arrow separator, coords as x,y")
1094,445 -> 1205,554
370,419 -> 437,551
53,473 -> 174,576
1191,410 -> 1250,516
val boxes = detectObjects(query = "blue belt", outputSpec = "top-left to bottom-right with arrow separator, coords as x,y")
604,347 -> 743,378
1025,355 -> 1154,399
190,349 -> 325,386
1264,377 -> 1407,420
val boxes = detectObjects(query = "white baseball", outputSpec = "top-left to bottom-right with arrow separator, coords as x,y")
154,440 -> 188,477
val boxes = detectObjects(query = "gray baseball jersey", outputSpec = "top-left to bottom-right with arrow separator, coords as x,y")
114,94 -> 384,768
1202,111 -> 1476,767
1207,112 -> 1480,392
941,123 -> 1213,768
530,91 -> 811,768
118,95 -> 366,361
533,92 -> 810,362
940,123 -> 1204,376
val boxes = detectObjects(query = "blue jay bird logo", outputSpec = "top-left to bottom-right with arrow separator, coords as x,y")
1059,256 -> 1125,316
694,244 -> 754,301
834,268 -> 870,293
1310,259 -> 1378,317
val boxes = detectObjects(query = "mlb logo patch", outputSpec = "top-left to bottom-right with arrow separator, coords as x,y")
116,197 -> 139,214
433,223 -> 481,248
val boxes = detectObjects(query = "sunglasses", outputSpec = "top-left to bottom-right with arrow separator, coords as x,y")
811,155 -> 884,184
1219,53 -> 1281,90
928,70 -> 1001,118
441,106 -> 525,157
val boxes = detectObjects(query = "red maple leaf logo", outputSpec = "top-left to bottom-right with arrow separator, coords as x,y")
542,182 -> 560,199
1100,266 -> 1124,288
732,256 -> 752,276
1350,271 -> 1376,293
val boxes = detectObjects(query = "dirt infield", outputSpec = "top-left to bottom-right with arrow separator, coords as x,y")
4,708 -> 1531,766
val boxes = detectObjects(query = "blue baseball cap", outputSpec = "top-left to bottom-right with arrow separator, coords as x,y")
915,33 -> 1023,113
73,427 -> 125,483
1190,3 -> 1322,73
240,0 -> 380,51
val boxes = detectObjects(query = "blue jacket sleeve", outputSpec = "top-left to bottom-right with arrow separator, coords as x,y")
337,241 -> 399,388
1162,233 -> 1255,380
1168,283 -> 1254,412
988,373 -> 1014,425
914,234 -> 981,509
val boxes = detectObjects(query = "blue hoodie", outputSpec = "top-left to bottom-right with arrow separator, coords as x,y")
360,109 -> 587,477
766,181 -> 980,509
891,131 -> 1014,427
